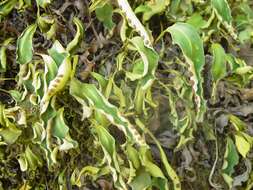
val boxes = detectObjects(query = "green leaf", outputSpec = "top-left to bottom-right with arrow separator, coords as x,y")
66,17 -> 85,54
51,108 -> 69,139
187,13 -> 207,30
211,0 -> 232,24
141,154 -> 165,178
238,28 -> 253,43
127,37 -> 159,114
160,22 -> 206,120
130,168 -> 152,190
94,124 -> 127,189
40,54 -> 58,86
125,59 -> 146,81
16,24 -> 37,65
50,108 -> 77,150
70,78 -> 146,146
126,145 -> 141,169
211,0 -> 237,39
222,137 -> 239,176
0,0 -> 17,20
9,90 -> 22,102
19,181 -> 32,190
112,81 -> 126,108
48,40 -> 68,66
90,72 -> 108,91
95,3 -> 115,29
211,43 -> 227,82
222,137 -> 239,189
95,125 -> 115,156
46,22 -> 57,40
126,37 -> 158,82
222,173 -> 233,190
117,0 -> 153,47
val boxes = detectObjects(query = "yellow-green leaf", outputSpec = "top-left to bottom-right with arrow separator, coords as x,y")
0,38 -> 13,72
234,133 -> 250,158
135,0 -> 170,22
36,0 -> 52,8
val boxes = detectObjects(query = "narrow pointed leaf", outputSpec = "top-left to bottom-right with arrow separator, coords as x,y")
66,17 -> 84,53
0,38 -> 13,72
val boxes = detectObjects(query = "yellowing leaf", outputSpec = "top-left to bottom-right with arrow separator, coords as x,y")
37,13 -> 54,33
71,166 -> 100,187
0,38 -> 13,72
19,181 -> 32,190
229,115 -> 247,131
235,133 -> 250,158
95,3 -> 115,29
40,56 -> 72,113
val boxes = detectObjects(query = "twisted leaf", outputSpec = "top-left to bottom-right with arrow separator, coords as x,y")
160,22 -> 206,121
66,17 -> 85,54
16,24 -> 37,65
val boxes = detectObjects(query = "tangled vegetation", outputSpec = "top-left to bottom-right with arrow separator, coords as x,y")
0,0 -> 253,189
